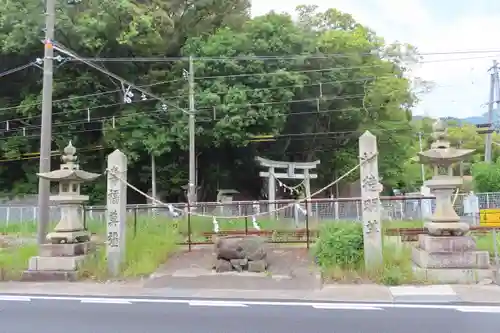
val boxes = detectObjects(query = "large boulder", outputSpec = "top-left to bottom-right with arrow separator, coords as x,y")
217,246 -> 245,260
213,236 -> 268,273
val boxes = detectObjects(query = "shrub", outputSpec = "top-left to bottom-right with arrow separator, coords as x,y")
313,222 -> 425,285
313,222 -> 364,270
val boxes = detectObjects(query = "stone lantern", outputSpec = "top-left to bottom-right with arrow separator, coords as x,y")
417,120 -> 475,236
38,141 -> 100,244
412,120 -> 492,282
24,142 -> 101,281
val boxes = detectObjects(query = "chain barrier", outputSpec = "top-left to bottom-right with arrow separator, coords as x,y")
105,153 -> 376,219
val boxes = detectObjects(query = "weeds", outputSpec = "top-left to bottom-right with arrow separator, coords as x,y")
313,222 -> 426,285
0,243 -> 38,280
79,216 -> 180,280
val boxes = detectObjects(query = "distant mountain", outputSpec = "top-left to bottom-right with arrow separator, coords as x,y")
412,113 -> 491,126
449,115 -> 488,125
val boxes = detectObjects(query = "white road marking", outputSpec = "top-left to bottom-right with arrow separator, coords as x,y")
0,295 -> 31,302
0,294 -> 499,313
80,298 -> 132,304
189,300 -> 248,307
312,304 -> 383,310
455,306 -> 500,313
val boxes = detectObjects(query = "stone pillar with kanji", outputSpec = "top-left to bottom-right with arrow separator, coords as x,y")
106,149 -> 128,276
359,131 -> 383,269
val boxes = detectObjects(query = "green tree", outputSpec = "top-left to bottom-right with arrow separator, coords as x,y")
0,3 -> 424,203
472,159 -> 500,193
0,0 -> 249,201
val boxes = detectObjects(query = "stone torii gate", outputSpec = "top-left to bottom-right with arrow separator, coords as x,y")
256,157 -> 320,217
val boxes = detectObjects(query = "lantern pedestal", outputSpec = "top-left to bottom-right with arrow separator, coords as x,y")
46,194 -> 91,244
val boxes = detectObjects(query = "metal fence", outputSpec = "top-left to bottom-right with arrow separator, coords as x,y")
0,192 -> 498,227
72,194 -> 496,249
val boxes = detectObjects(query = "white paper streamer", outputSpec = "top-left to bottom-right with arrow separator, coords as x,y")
212,216 -> 220,233
167,204 -> 180,217
251,215 -> 261,230
294,203 -> 307,216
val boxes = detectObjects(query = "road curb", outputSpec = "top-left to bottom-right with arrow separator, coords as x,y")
4,282 -> 500,304
389,285 -> 461,303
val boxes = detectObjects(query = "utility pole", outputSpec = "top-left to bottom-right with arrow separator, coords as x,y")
188,56 -> 196,204
151,154 -> 157,204
418,132 -> 425,184
37,0 -> 56,245
482,60 -> 499,163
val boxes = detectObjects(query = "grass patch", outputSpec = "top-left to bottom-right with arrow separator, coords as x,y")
0,215 -> 426,282
0,243 -> 38,281
383,219 -> 423,229
78,216 -> 180,280
474,231 -> 500,258
0,216 -> 180,281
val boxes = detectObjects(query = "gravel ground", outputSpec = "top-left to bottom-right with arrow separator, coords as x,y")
145,244 -> 321,290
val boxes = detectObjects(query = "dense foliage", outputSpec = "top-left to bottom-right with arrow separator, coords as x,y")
472,159 -> 500,193
0,2 -> 442,203
313,222 -> 364,269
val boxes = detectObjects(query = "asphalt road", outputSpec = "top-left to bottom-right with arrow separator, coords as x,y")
1,295 -> 500,333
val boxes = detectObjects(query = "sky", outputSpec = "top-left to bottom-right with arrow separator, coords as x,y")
251,0 -> 500,119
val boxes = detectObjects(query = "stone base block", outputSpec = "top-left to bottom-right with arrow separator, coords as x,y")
21,270 -> 79,282
28,255 -> 86,271
39,242 -> 94,257
46,230 -> 91,244
424,221 -> 469,236
412,247 -> 490,269
247,260 -> 268,273
418,234 -> 477,252
413,265 -> 494,284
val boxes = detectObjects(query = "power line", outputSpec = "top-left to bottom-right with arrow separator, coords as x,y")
0,62 -> 37,78
0,64 -> 402,114
0,121 -> 412,150
0,92 -> 381,135
0,53 -> 493,115
0,76 -> 388,122
0,126 -> 410,163
53,41 -> 192,116
0,79 -> 354,122
0,105 -> 373,136
194,66 -> 387,80
3,124 -> 411,159
62,49 -> 500,63
48,53 -> 500,89
0,102 -> 412,143
0,145 -> 107,163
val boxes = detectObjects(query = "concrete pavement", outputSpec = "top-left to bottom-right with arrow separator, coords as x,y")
2,295 -> 500,333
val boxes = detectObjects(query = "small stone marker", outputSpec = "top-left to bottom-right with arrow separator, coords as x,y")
106,149 -> 128,276
359,131 -> 383,269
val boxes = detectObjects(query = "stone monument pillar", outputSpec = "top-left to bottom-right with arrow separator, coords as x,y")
23,142 -> 100,281
412,120 -> 493,282
359,131 -> 383,268
106,149 -> 127,276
